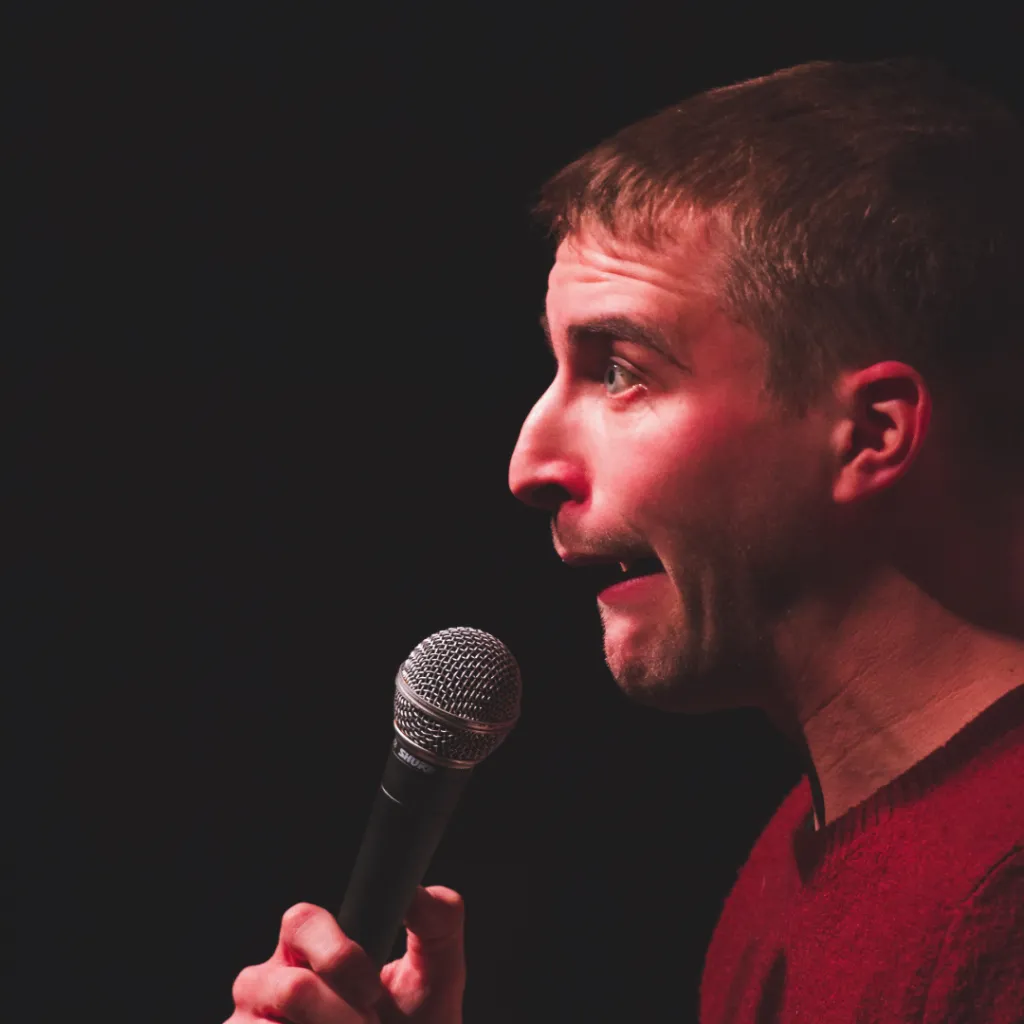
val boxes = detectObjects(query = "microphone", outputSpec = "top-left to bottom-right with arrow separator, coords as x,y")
336,626 -> 522,967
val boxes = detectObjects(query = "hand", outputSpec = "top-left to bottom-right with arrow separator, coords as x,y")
226,885 -> 466,1024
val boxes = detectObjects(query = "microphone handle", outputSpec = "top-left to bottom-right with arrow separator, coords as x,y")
336,739 -> 473,967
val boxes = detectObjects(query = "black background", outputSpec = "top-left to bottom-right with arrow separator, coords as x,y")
10,4 -> 1022,1022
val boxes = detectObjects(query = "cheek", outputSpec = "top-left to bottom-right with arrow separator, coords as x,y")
604,402 -> 794,539
646,406 -> 754,496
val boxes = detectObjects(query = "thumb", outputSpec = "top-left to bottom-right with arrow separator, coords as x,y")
402,885 -> 466,983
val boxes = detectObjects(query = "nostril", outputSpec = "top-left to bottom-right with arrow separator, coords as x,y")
516,480 -> 575,512
509,448 -> 587,508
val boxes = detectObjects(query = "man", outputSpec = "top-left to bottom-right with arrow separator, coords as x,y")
226,58 -> 1024,1023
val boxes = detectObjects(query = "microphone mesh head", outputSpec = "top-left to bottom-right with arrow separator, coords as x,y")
393,627 -> 522,767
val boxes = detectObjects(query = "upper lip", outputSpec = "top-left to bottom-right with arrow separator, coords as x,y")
554,542 -> 616,565
554,545 -> 656,570
557,551 -> 620,566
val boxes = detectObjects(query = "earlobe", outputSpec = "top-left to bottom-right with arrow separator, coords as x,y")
831,363 -> 932,504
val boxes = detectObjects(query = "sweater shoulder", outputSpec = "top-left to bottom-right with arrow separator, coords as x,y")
922,845 -> 1024,1024
903,715 -> 1024,885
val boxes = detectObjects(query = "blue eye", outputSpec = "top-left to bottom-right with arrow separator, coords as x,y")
603,361 -> 638,395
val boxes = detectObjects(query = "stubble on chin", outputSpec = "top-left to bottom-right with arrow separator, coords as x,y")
598,591 -> 774,715
598,602 -> 693,709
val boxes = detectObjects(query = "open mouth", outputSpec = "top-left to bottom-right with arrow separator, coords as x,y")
619,556 -> 665,581
581,555 -> 666,596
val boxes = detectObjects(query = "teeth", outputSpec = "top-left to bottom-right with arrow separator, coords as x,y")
619,561 -> 629,573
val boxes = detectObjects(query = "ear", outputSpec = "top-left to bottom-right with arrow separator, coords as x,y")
831,362 -> 932,504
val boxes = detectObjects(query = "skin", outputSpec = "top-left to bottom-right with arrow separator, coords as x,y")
225,885 -> 466,1024
509,224 -> 1024,830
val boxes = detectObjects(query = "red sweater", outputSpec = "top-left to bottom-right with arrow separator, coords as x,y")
700,684 -> 1024,1024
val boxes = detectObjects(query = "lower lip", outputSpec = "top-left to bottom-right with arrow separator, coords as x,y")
597,571 -> 668,604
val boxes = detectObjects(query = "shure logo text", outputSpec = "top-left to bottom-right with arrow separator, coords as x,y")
396,744 -> 433,773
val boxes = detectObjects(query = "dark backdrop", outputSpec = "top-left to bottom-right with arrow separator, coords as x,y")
10,4 -> 1022,1022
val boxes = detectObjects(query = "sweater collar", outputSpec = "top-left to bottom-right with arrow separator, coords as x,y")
792,683 -> 1024,873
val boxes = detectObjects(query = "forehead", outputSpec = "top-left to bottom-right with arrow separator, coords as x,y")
547,228 -> 770,385
547,228 -> 723,324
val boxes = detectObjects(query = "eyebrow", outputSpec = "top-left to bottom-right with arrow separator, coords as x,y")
539,312 -> 688,369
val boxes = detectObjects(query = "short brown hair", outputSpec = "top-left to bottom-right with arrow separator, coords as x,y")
535,59 -> 1023,460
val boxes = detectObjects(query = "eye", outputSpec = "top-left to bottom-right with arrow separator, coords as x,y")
603,360 -> 640,396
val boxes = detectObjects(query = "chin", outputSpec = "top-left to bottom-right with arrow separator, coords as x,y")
600,599 -> 665,675
603,621 -> 764,716
602,620 -> 693,711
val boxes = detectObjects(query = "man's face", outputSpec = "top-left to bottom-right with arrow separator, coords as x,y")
509,228 -> 835,714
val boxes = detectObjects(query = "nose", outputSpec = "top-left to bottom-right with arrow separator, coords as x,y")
508,382 -> 587,512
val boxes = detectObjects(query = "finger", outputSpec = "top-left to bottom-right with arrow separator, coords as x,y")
278,903 -> 383,1012
402,885 -> 466,982
232,962 -> 368,1024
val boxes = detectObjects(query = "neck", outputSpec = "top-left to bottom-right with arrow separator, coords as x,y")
771,563 -> 1024,830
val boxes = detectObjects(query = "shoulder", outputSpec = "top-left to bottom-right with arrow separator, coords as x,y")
923,845 -> 1024,1024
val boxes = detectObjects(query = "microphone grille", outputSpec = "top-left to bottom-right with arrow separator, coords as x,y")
393,627 -> 522,767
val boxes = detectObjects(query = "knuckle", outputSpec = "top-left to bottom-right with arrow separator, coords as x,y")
273,966 -> 319,1016
280,901 -> 324,940
317,936 -> 362,978
231,964 -> 263,1008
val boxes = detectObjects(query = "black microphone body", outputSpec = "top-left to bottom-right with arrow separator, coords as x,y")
334,627 -> 522,969
336,737 -> 473,966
